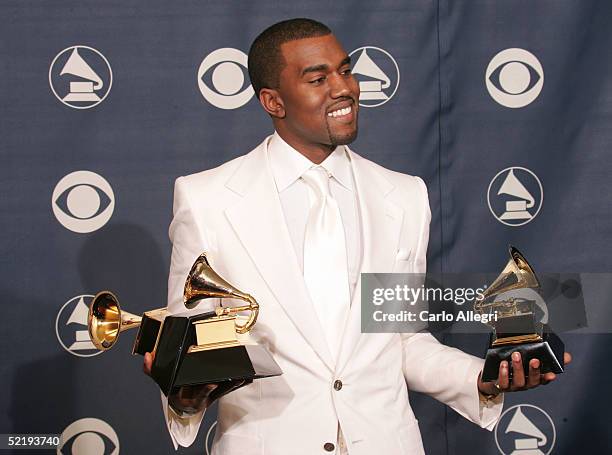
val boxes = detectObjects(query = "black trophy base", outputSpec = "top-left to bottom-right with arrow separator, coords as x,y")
171,344 -> 281,390
132,311 -> 164,356
150,312 -> 282,396
481,331 -> 565,382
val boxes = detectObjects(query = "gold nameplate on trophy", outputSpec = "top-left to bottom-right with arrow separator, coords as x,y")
189,316 -> 240,351
87,252 -> 282,395
475,246 -> 564,382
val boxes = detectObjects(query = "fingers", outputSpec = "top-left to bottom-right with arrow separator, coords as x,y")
205,383 -> 219,393
527,358 -> 541,388
496,351 -> 566,392
201,383 -> 218,400
143,352 -> 154,376
511,352 -> 525,389
497,360 -> 510,390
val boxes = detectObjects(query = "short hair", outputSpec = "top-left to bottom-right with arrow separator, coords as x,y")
248,18 -> 332,97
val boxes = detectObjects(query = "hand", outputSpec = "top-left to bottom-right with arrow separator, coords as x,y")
143,351 -> 155,377
168,383 -> 219,416
478,351 -> 572,396
143,351 -> 218,414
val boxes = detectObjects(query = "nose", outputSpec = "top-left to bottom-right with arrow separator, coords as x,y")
329,72 -> 352,99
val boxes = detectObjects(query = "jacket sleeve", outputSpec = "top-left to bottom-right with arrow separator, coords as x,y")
163,176 -> 219,449
400,177 -> 503,430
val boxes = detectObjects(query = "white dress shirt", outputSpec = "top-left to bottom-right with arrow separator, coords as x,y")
268,131 -> 362,300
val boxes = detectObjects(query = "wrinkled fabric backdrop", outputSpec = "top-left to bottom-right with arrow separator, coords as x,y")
1,1 -> 611,454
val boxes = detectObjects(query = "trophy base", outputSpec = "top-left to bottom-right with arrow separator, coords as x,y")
171,343 -> 281,389
151,312 -> 282,396
481,331 -> 565,382
132,309 -> 167,355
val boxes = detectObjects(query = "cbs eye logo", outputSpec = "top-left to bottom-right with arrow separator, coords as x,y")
52,171 -> 115,233
486,48 -> 544,108
197,48 -> 254,109
58,417 -> 119,455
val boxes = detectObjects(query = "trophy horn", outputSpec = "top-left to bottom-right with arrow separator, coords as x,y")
184,253 -> 259,334
88,291 -> 143,351
474,245 -> 540,312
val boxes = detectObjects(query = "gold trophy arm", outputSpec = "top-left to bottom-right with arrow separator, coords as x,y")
216,294 -> 259,334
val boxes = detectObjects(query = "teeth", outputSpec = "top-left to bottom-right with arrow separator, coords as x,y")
327,106 -> 352,117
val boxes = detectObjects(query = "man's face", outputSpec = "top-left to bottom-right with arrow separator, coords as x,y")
276,34 -> 360,149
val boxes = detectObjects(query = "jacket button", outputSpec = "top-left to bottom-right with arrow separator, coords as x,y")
333,379 -> 343,391
324,442 -> 335,452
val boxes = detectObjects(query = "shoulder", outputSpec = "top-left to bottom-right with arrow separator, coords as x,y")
348,148 -> 428,200
177,154 -> 245,192
175,137 -> 268,195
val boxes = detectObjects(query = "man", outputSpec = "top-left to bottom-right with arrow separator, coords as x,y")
144,18 -> 570,454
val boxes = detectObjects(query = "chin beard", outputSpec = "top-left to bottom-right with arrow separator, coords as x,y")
328,127 -> 358,147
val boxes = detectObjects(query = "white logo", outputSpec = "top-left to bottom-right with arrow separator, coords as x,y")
197,48 -> 254,109
49,45 -> 113,109
495,404 -> 556,455
486,48 -> 544,108
55,295 -> 102,357
488,167 -> 543,226
58,417 -> 119,455
52,171 -> 115,233
205,421 -> 217,455
349,46 -> 400,107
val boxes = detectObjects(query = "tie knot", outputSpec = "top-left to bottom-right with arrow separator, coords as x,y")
302,166 -> 331,198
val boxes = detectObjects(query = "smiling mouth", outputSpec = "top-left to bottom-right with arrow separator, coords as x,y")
327,105 -> 353,118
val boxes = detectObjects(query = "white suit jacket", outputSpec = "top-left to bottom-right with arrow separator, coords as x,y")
163,136 -> 502,454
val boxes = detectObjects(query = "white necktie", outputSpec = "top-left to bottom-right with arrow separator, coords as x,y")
302,166 -> 350,363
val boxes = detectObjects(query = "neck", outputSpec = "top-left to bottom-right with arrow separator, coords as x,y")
274,129 -> 334,165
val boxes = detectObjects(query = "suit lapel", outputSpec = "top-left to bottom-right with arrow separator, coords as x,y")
224,139 -> 335,371
336,151 -> 404,375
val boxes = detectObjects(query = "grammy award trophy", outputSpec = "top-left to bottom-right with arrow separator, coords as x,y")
475,246 -> 565,382
88,252 -> 282,395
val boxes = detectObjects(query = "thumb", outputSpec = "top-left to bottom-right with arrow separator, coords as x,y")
143,352 -> 154,375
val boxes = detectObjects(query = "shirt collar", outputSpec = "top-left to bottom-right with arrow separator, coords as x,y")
268,131 -> 353,192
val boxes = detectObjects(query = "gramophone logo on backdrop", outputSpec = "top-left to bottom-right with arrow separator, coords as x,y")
52,171 -> 115,233
55,295 -> 102,357
58,417 -> 119,454
49,45 -> 113,109
495,404 -> 556,454
349,46 -> 400,107
488,167 -> 543,226
198,48 -> 254,109
486,48 -> 544,108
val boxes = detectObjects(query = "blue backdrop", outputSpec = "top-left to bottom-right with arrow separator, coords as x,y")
1,1 -> 611,453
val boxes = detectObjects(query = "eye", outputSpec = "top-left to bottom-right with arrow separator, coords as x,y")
488,60 -> 541,95
58,430 -> 117,454
309,76 -> 326,84
54,183 -> 111,220
485,48 -> 544,108
197,47 -> 255,110
51,170 -> 115,233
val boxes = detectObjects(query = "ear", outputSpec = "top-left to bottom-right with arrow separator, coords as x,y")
259,88 -> 285,119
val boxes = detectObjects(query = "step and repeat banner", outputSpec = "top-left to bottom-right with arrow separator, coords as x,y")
1,1 -> 611,454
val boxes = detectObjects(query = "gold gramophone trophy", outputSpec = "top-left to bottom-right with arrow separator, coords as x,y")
88,252 -> 282,395
475,246 -> 565,382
